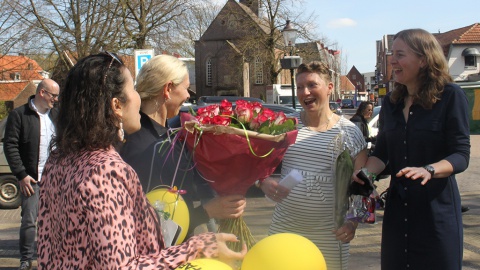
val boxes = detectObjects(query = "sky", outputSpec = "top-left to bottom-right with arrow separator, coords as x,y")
303,0 -> 479,73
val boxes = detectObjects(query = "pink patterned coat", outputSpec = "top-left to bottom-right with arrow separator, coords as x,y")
37,148 -> 218,269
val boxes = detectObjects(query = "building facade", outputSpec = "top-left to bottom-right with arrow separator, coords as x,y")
194,0 -> 341,101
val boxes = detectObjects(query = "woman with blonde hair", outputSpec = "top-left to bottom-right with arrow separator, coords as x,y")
120,55 -> 246,237
353,29 -> 470,269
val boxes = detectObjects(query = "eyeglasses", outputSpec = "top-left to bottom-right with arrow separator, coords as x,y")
43,89 -> 59,99
102,51 -> 123,84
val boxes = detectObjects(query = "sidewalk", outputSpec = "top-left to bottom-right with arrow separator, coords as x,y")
1,135 -> 480,269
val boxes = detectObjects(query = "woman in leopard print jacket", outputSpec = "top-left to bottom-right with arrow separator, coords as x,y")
37,52 -> 246,269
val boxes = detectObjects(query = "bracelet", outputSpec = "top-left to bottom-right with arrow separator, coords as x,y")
361,167 -> 377,181
254,179 -> 264,188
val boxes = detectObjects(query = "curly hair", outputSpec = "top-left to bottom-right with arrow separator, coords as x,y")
52,52 -> 127,157
296,61 -> 332,82
390,29 -> 453,109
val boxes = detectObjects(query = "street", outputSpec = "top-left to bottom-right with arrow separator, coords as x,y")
1,134 -> 479,269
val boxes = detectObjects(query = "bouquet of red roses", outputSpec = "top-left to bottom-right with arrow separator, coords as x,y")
180,99 -> 298,250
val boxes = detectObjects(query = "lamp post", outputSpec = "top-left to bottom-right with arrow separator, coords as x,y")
280,20 -> 302,110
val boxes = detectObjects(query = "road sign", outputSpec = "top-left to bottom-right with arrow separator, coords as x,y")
134,49 -> 155,79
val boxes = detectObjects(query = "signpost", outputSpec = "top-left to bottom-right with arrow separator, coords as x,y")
134,49 -> 155,79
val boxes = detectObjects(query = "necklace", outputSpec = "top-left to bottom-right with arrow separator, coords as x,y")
322,113 -> 334,127
303,112 -> 334,131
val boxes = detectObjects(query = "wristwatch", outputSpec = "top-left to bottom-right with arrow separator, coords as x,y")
423,165 -> 435,177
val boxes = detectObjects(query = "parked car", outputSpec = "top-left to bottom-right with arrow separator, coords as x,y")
368,106 -> 382,137
196,96 -> 264,106
0,118 -> 21,209
329,102 -> 343,115
341,99 -> 354,108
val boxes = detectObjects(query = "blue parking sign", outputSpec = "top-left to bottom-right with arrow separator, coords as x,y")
137,55 -> 151,70
134,49 -> 155,79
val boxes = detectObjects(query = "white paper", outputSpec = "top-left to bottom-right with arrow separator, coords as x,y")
265,169 -> 303,203
278,169 -> 303,190
163,219 -> 181,247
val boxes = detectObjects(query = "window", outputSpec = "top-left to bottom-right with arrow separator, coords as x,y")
254,56 -> 263,84
206,58 -> 212,86
465,55 -> 476,68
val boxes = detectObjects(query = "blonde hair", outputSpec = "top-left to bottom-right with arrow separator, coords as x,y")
390,29 -> 453,109
296,61 -> 332,82
135,54 -> 188,101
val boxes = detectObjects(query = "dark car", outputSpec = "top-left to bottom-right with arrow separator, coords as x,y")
341,99 -> 354,108
329,102 -> 343,115
196,96 -> 264,106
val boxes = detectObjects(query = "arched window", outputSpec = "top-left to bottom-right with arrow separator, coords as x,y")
206,58 -> 212,86
254,56 -> 263,84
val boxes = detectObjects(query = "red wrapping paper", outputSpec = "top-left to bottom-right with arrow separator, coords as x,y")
180,112 -> 298,196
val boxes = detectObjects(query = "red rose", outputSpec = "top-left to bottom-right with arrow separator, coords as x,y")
235,101 -> 253,124
249,117 -> 260,130
260,108 -> 276,122
212,115 -> 231,126
256,113 -> 270,126
197,105 -> 219,118
196,115 -> 212,124
251,102 -> 263,114
220,100 -> 233,116
274,111 -> 287,125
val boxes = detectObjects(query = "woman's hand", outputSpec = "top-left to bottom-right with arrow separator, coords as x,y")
215,233 -> 248,267
203,195 -> 246,219
333,220 -> 357,243
396,167 -> 431,185
351,169 -> 366,185
260,178 -> 290,203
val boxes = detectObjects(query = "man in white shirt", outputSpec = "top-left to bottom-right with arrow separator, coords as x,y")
3,78 -> 59,270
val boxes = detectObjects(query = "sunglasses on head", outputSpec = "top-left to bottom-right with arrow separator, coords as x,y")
102,51 -> 123,84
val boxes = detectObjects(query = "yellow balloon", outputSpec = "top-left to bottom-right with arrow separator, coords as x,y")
241,233 -> 327,270
175,259 -> 233,270
146,187 -> 189,245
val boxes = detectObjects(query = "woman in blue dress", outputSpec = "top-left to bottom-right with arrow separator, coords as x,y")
354,29 -> 470,269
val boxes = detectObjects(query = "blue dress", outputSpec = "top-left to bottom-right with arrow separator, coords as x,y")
372,83 -> 470,270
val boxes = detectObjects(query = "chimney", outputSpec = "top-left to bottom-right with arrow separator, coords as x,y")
239,0 -> 259,16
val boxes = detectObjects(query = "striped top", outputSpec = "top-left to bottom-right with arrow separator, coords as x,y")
269,112 -> 366,270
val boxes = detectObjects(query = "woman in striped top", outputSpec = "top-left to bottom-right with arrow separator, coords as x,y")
260,61 -> 368,270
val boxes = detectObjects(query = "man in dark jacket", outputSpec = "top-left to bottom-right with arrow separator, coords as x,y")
3,78 -> 59,270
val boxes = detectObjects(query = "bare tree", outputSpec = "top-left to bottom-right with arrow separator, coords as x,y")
4,0 -> 129,84
0,0 -> 37,56
150,1 -> 222,57
119,0 -> 190,50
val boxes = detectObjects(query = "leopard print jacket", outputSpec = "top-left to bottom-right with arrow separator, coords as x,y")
37,148 -> 218,269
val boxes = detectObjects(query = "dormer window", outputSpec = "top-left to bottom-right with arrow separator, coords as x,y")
462,48 -> 480,68
10,72 -> 21,80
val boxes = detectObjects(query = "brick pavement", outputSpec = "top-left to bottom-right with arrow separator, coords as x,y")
1,135 -> 480,269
